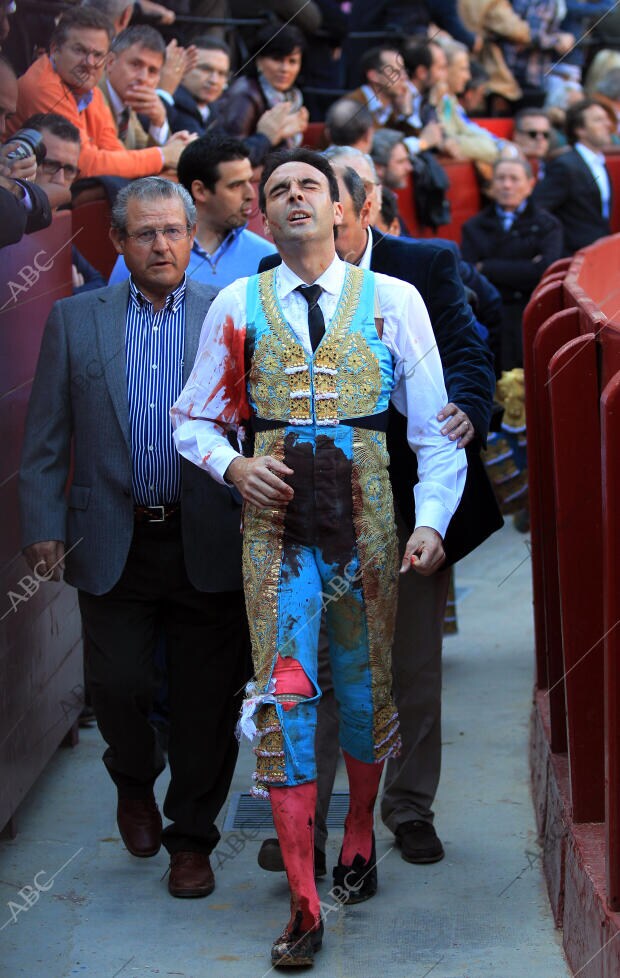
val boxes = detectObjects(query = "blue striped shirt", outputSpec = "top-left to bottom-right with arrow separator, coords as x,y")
126,276 -> 186,506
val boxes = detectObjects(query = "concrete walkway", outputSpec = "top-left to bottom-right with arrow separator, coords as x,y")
0,522 -> 571,978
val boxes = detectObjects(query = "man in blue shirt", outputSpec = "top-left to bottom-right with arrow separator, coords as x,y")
109,134 -> 276,287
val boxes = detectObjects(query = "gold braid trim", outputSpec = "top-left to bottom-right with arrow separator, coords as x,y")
350,429 -> 400,762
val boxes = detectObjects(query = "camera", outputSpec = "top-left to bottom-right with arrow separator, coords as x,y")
3,128 -> 46,163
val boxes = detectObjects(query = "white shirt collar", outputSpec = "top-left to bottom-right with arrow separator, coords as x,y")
575,141 -> 606,167
106,78 -> 125,118
277,253 -> 345,300
358,229 -> 373,270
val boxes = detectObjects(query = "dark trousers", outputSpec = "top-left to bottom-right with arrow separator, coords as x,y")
78,515 -> 251,855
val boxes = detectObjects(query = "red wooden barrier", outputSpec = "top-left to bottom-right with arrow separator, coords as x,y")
548,334 -> 605,822
523,280 -> 564,690
72,199 -> 117,280
472,117 -> 515,140
0,213 -> 83,835
601,367 -> 620,910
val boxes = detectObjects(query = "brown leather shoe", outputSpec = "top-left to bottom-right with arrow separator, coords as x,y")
117,794 -> 162,857
168,851 -> 215,898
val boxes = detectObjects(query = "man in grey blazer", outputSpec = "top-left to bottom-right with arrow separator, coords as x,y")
19,177 -> 251,899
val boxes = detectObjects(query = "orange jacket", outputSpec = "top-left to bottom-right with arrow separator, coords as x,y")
10,55 -> 164,179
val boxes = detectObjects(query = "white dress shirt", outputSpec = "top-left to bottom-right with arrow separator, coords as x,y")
172,254 -> 466,537
575,141 -> 611,218
106,79 -> 170,146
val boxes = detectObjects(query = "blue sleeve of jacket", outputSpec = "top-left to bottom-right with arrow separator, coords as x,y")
72,245 -> 107,294
429,0 -> 476,47
108,254 -> 130,285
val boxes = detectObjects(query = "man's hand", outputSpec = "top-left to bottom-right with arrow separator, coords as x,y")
23,541 -> 66,582
437,402 -> 474,448
124,85 -> 167,127
0,145 -> 38,182
160,130 -> 195,168
400,526 -> 445,576
225,455 -> 294,509
138,0 -> 176,23
72,264 -> 85,289
418,120 -> 443,152
555,32 -> 575,55
159,39 -> 195,94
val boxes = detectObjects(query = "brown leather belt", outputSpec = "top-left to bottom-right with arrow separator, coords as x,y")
134,504 -> 180,523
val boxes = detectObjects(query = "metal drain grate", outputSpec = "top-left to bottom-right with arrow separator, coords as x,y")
223,791 -> 350,832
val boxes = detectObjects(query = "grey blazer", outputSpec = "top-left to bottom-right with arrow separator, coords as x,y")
19,279 -> 243,596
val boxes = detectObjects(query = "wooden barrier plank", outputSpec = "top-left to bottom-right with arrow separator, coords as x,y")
523,281 -> 565,690
71,199 -> 116,280
548,334 -> 605,823
600,367 -> 620,910
532,309 -> 581,752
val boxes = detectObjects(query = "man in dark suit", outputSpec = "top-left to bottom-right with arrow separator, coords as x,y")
462,156 -> 563,370
533,98 -> 613,256
256,166 -> 499,870
19,177 -> 250,899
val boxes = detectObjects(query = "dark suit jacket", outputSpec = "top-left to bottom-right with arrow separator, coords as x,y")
532,147 -> 611,256
19,279 -> 243,595
461,199 -> 564,304
258,234 -> 502,564
0,180 -> 52,249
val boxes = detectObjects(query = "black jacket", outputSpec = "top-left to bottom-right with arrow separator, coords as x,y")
165,82 -> 273,167
0,180 -> 52,249
258,234 -> 502,564
532,148 -> 611,256
461,198 -> 564,305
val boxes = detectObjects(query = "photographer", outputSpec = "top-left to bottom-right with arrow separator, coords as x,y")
0,55 -> 64,249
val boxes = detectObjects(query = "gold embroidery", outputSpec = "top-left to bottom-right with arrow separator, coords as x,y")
251,268 -> 384,425
350,429 -> 400,760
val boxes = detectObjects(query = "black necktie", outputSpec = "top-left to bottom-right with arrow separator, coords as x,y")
296,284 -> 325,352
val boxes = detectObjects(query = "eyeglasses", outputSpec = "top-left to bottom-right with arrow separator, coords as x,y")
66,42 -> 108,64
124,225 -> 191,245
519,129 -> 550,140
40,159 -> 80,179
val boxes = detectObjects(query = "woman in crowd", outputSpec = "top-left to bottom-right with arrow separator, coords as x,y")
215,24 -> 309,147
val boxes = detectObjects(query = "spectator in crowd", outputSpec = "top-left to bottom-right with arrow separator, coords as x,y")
460,60 -> 489,116
344,0 -> 480,88
8,7 -> 192,178
397,40 -> 446,154
0,0 -> 15,46
255,163 -> 497,877
20,176 -> 251,899
323,143 -> 383,225
371,129 -> 412,191
84,0 -> 176,33
591,69 -> 620,141
585,48 -> 620,96
346,45 -> 410,128
101,26 -> 170,148
159,36 -> 230,136
215,25 -> 309,154
0,54 -> 55,248
24,112 -> 107,292
457,0 -> 531,112
512,108 -> 553,177
533,98 -> 613,255
375,185 -> 401,236
462,157 -> 563,369
436,40 -> 503,166
324,99 -> 375,154
109,134 -> 275,285
499,0 -> 575,105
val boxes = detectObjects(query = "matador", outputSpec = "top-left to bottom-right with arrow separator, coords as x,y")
172,148 -> 466,968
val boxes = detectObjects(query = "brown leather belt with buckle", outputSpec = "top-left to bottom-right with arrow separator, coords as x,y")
134,504 -> 180,523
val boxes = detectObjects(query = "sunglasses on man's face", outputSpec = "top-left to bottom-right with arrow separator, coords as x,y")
519,129 -> 550,140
